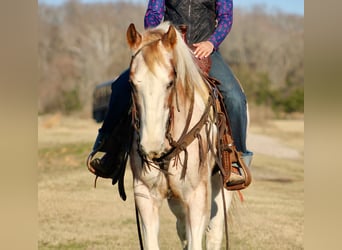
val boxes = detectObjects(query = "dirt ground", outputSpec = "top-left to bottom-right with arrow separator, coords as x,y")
38,114 -> 304,249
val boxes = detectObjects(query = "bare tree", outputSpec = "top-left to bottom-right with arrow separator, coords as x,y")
38,2 -> 303,117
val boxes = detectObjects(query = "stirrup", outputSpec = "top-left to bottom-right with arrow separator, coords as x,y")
224,161 -> 252,191
86,150 -> 97,175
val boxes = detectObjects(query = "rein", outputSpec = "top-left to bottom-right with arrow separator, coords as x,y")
156,95 -> 213,171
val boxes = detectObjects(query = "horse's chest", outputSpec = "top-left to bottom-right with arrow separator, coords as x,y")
140,170 -> 169,196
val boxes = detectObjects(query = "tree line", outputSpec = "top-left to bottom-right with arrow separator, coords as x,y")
38,1 -> 304,118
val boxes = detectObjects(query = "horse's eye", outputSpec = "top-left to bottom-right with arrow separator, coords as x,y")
167,80 -> 174,89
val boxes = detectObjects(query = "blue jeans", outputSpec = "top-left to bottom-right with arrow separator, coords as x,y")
209,51 -> 252,155
100,51 -> 252,156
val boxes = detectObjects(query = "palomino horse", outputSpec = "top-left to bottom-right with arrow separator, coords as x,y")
127,22 -> 234,250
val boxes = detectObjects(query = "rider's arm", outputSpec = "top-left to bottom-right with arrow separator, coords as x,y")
208,0 -> 233,50
144,0 -> 165,29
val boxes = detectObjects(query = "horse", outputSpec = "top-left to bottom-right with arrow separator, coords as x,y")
127,22 -> 234,250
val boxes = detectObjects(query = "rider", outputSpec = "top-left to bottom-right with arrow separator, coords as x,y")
89,0 -> 253,184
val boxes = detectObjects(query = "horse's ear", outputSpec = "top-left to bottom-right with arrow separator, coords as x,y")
127,23 -> 142,49
162,25 -> 177,49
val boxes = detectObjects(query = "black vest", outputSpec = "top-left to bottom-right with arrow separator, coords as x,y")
164,0 -> 216,45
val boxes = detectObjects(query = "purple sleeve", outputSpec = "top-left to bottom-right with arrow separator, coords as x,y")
144,0 -> 165,29
208,0 -> 233,49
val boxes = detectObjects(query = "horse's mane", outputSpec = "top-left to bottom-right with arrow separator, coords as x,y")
144,22 -> 209,102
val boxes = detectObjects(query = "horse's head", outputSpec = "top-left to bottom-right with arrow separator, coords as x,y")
127,23 -> 178,160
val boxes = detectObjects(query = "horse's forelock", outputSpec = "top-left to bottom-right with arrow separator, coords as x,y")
139,29 -> 171,75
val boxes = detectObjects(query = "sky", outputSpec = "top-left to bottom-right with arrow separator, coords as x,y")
38,0 -> 304,16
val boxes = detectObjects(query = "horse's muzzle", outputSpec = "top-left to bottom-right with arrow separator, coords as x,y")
139,144 -> 166,161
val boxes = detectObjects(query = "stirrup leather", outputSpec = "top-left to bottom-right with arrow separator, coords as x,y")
207,76 -> 252,191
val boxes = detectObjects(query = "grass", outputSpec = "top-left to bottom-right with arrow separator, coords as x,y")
229,155 -> 304,249
38,118 -> 303,249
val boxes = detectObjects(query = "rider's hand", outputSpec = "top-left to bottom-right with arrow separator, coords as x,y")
192,41 -> 214,59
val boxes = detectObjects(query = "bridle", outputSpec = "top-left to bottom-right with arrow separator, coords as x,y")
129,38 -> 216,173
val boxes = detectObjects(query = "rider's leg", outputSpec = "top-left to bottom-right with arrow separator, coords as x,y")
92,68 -> 132,151
209,51 -> 253,168
90,69 -> 132,179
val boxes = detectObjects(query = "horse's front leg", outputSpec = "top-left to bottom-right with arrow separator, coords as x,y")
206,172 -> 233,250
134,177 -> 163,250
186,180 -> 212,250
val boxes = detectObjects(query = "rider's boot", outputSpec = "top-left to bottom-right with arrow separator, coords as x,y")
89,152 -> 121,179
88,132 -> 119,179
227,151 -> 253,186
